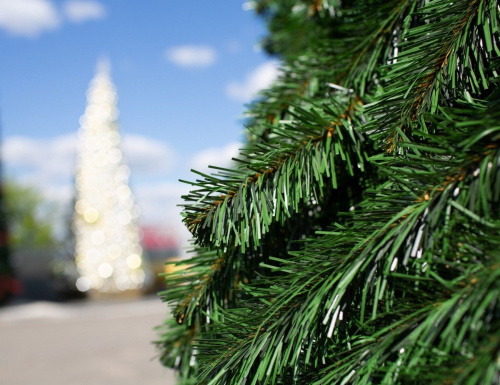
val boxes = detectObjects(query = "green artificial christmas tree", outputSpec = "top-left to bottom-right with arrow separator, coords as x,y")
157,1 -> 500,383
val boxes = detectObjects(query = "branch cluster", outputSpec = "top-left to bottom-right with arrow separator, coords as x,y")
156,1 -> 500,384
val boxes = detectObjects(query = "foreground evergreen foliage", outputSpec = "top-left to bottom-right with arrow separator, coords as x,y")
156,1 -> 500,383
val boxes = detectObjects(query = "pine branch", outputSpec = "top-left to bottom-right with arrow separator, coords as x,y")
184,100 -> 500,383
341,0 -> 413,96
155,318 -> 197,382
182,95 -> 368,251
245,0 -> 412,145
366,0 -> 499,151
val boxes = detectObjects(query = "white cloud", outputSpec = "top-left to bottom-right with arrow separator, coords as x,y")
122,134 -> 175,176
3,134 -> 176,184
165,45 -> 217,68
2,134 -> 194,251
134,182 -> 189,223
132,181 -> 192,253
191,142 -> 242,174
0,0 -> 106,38
0,0 -> 60,37
3,133 -> 176,216
2,135 -> 245,253
226,61 -> 281,102
62,0 -> 106,23
242,2 -> 257,11
3,133 -> 175,182
3,134 -> 77,183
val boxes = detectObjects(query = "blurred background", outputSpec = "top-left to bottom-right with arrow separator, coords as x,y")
0,1 -> 276,383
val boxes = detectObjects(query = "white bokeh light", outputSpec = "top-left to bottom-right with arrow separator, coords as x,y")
73,61 -> 145,294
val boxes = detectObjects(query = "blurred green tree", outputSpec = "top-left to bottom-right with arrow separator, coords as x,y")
157,1 -> 500,384
4,180 -> 57,248
0,179 -> 17,303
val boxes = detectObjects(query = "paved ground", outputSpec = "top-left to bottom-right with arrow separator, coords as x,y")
0,297 -> 177,385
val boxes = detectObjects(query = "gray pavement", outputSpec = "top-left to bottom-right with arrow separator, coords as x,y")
0,297 -> 177,385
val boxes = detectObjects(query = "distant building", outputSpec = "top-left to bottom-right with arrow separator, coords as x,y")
140,225 -> 179,289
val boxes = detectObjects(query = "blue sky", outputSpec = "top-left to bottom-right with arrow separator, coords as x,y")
0,0 -> 279,245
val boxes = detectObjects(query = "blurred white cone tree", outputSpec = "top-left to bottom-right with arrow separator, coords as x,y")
73,60 -> 145,295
